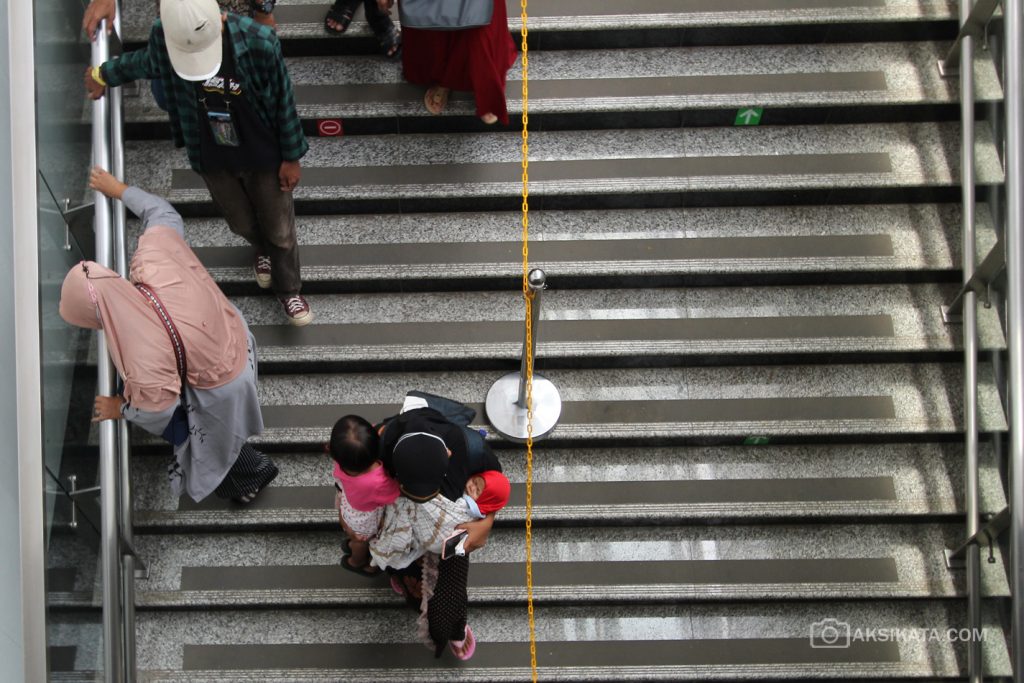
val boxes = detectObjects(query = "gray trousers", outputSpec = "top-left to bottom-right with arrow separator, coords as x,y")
200,169 -> 302,297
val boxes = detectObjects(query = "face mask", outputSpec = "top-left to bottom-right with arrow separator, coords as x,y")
462,494 -> 485,520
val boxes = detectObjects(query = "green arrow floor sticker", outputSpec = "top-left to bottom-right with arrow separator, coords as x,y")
734,107 -> 764,126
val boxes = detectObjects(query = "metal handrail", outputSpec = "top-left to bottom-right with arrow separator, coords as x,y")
940,2 -> 1010,680
90,17 -> 124,683
91,3 -> 133,680
108,5 -> 138,676
1005,0 -> 1024,679
953,3 -> 983,680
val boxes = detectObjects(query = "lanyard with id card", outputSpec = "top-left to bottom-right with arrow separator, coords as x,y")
198,75 -> 241,147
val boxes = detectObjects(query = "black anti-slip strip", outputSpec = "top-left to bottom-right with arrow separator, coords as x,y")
294,72 -> 888,105
275,0 -> 886,24
505,477 -> 899,506
251,315 -> 896,348
258,396 -> 896,430
194,235 -> 895,269
172,153 -> 893,190
184,638 -> 899,671
179,557 -> 898,591
178,476 -> 897,512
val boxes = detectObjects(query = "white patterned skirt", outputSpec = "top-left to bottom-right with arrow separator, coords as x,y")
336,486 -> 385,538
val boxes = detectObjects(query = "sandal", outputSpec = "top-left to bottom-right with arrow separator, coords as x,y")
375,22 -> 402,59
339,553 -> 382,578
424,86 -> 449,115
450,624 -> 476,660
324,0 -> 357,33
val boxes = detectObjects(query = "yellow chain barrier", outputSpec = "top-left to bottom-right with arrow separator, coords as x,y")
519,0 -> 537,681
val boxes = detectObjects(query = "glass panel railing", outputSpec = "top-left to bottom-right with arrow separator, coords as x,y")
37,173 -> 106,681
44,467 -> 104,681
38,172 -> 91,547
33,0 -> 105,675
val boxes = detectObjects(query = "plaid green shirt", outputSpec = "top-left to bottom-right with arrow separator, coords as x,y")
101,14 -> 308,173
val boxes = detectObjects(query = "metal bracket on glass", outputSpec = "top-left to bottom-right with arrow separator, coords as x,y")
941,242 -> 1005,323
64,474 -> 101,530
938,0 -> 1001,76
945,506 -> 1009,569
44,199 -> 97,261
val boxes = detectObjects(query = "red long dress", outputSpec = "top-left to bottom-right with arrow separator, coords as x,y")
400,0 -> 519,125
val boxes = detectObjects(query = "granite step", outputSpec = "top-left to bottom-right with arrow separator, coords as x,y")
166,203 -> 987,292
193,363 -> 1007,448
127,122 -> 1003,213
228,283 -> 1006,371
133,602 -> 1010,680
132,443 -> 1008,530
76,281 -> 1009,372
117,42 -> 1001,132
132,523 -> 1011,609
119,0 -> 960,49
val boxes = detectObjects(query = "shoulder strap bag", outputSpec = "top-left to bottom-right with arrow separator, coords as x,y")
398,0 -> 493,30
135,283 -> 191,447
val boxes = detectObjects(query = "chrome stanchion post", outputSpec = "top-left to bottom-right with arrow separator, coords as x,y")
486,269 -> 562,442
517,269 -> 545,407
91,18 -> 126,683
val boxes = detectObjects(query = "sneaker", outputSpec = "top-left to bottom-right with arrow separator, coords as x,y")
280,294 -> 313,326
253,255 -> 273,289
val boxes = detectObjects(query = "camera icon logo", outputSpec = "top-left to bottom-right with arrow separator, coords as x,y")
810,619 -> 851,648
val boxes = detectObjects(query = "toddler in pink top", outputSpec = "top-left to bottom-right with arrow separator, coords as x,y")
329,415 -> 400,576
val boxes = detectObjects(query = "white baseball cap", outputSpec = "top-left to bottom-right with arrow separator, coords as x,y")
160,0 -> 223,81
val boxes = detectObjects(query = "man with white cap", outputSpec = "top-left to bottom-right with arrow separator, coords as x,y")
85,0 -> 313,326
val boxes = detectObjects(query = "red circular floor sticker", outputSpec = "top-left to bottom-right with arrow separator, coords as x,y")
317,119 -> 344,136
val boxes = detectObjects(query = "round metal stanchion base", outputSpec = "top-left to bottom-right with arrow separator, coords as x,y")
485,372 -> 562,443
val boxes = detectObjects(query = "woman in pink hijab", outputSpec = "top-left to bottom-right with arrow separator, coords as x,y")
59,168 -> 276,503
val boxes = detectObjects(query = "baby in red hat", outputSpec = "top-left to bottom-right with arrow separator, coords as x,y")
462,470 -> 511,519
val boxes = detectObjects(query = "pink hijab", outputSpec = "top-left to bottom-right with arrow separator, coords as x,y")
59,226 -> 248,412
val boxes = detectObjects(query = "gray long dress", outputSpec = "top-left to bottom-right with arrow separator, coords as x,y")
117,187 -> 266,502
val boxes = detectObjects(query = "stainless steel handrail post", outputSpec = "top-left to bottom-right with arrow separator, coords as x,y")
91,19 -> 125,683
957,2 -> 982,681
485,268 -> 562,442
516,269 -> 546,408
109,2 -> 136,678
1006,0 -> 1024,678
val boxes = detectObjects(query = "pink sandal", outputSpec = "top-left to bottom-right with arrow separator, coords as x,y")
450,624 -> 476,660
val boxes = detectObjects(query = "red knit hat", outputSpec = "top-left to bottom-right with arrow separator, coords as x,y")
474,470 -> 511,515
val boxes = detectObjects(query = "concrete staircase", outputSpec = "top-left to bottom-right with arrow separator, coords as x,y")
52,0 -> 1019,679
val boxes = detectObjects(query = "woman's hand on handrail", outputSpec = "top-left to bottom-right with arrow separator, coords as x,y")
89,166 -> 128,200
92,395 -> 125,422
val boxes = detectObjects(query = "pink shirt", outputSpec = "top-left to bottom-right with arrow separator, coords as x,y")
333,462 -> 400,512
